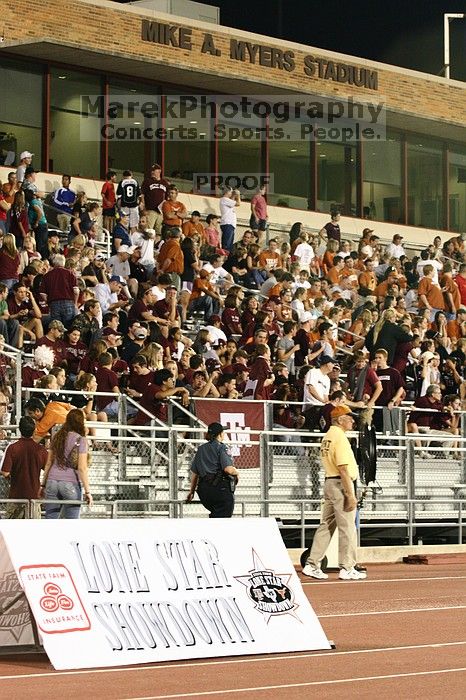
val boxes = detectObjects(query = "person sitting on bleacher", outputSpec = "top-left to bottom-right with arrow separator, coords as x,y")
407,384 -> 458,458
25,397 -> 71,443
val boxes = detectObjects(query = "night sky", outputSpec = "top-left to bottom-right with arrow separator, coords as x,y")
117,0 -> 466,81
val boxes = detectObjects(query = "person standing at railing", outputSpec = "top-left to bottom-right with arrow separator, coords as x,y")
186,422 -> 239,518
1,416 -> 48,518
302,405 -> 367,581
40,408 -> 92,519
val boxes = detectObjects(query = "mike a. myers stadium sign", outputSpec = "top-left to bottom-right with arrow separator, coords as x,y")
141,20 -> 379,91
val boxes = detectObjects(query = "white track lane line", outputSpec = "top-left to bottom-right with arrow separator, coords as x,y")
301,575 -> 466,585
1,641 -> 466,681
320,604 -> 466,617
122,667 -> 466,699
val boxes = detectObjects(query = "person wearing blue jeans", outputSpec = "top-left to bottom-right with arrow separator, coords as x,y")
188,269 -> 222,322
40,408 -> 93,519
219,187 -> 240,253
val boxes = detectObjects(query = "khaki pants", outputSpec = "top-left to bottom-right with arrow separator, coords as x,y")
145,210 -> 163,234
307,478 -> 357,571
5,502 -> 41,518
57,213 -> 71,232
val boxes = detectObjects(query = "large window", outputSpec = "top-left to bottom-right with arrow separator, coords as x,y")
50,68 -> 101,178
107,81 -> 160,184
449,147 -> 466,233
164,94 -> 212,194
217,109 -> 263,201
268,125 -> 311,209
407,138 -> 444,229
0,60 -> 42,170
317,142 -> 357,216
362,133 -> 402,224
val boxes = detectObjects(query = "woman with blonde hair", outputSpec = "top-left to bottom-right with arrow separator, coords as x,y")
365,307 -> 412,365
0,233 -> 20,289
345,307 -> 373,347
139,341 -> 164,371
322,239 -> 339,276
40,408 -> 92,519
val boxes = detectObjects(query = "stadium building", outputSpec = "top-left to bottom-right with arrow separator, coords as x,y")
1,0 -> 465,243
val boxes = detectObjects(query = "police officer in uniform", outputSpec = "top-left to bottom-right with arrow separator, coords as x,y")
186,422 -> 239,518
302,405 -> 367,581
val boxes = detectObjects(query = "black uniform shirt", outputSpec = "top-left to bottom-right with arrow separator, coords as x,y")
191,440 -> 233,478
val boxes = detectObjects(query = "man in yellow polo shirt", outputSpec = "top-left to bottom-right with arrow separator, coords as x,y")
303,405 -> 367,581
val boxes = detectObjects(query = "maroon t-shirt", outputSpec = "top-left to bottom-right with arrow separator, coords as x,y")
2,437 -> 48,499
63,340 -> 88,375
0,251 -> 20,280
153,299 -> 171,320
222,308 -> 242,336
7,295 -> 31,318
324,221 -> 341,243
129,370 -> 155,395
375,366 -> 403,406
95,366 -> 119,410
246,356 -> 273,400
134,383 -> 167,425
40,267 -> 77,303
141,177 -> 170,211
22,366 -> 46,388
79,354 -> 99,376
408,397 -> 445,428
128,299 -> 149,325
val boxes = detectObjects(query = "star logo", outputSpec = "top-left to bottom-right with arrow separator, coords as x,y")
235,550 -> 301,623
0,571 -> 32,642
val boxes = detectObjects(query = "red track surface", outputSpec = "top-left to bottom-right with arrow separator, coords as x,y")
1,563 -> 466,699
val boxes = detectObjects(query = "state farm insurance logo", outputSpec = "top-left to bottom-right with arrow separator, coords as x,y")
40,582 -> 74,613
19,564 -> 91,634
235,550 -> 300,623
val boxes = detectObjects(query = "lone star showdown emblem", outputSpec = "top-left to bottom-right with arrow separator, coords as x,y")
235,550 -> 300,623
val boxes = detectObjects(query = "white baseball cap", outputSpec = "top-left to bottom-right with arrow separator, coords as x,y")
19,151 -> 34,160
300,311 -> 314,323
118,245 -> 134,254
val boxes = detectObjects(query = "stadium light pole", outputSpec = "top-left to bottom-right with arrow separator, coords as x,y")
444,13 -> 465,79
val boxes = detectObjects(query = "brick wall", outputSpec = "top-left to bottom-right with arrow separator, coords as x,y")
1,0 -> 465,126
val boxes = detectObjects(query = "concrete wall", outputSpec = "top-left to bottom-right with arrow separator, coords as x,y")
1,165 -> 449,248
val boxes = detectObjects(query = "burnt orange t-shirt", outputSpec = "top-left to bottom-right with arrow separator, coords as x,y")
418,277 -> 445,310
157,239 -> 184,274
161,200 -> 187,227
441,275 -> 461,313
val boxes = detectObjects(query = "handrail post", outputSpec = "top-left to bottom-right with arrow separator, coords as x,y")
168,429 -> 178,518
398,407 -> 406,484
461,413 -> 466,483
259,433 -> 269,518
406,440 -> 415,545
118,394 -> 127,480
14,349 -> 22,429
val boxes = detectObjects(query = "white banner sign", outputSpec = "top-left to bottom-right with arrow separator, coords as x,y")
0,518 -> 330,669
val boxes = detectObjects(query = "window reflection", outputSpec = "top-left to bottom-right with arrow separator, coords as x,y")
363,133 -> 402,224
408,139 -> 444,229
50,69 -> 100,177
317,142 -> 357,216
449,147 -> 466,233
0,60 -> 42,169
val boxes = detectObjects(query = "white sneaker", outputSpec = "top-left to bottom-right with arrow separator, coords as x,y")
339,567 -> 367,580
302,565 -> 328,580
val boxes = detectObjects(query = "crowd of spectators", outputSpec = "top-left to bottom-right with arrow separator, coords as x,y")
0,156 -> 465,452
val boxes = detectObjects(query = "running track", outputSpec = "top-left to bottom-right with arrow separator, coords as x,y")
1,563 -> 466,699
